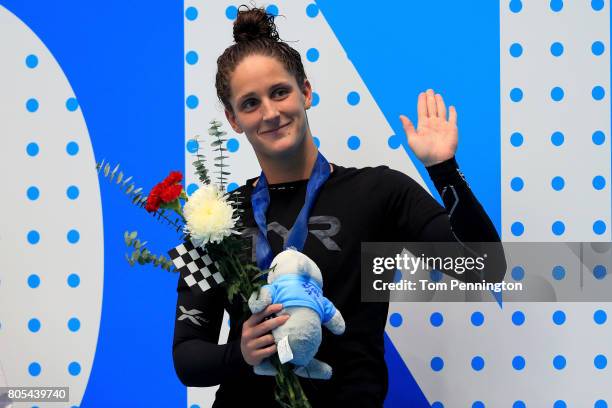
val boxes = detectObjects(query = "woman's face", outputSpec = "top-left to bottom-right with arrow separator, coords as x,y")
225,54 -> 312,161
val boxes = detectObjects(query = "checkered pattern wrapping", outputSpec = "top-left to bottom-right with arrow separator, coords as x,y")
168,239 -> 224,294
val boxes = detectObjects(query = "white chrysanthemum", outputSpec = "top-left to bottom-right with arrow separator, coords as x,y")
183,184 -> 238,246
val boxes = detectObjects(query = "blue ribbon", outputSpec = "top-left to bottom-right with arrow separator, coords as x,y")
251,152 -> 331,270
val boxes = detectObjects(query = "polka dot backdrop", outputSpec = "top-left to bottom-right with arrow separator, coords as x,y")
0,7 -> 102,407
181,1 -> 612,407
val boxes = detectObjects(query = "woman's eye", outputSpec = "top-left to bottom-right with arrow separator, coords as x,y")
273,88 -> 289,98
242,99 -> 258,110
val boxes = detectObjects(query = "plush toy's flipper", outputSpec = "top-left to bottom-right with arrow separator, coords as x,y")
293,358 -> 332,380
323,309 -> 345,335
253,358 -> 278,376
248,286 -> 272,314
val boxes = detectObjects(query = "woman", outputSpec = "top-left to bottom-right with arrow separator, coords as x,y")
173,6 -> 503,407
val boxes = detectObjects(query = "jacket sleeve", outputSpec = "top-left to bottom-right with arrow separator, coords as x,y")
172,275 -> 248,387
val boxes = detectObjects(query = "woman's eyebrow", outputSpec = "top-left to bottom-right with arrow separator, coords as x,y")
237,82 -> 291,103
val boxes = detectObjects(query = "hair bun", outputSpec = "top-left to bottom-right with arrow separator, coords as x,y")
233,7 -> 279,43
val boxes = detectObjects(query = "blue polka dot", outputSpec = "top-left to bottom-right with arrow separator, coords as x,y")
431,403 -> 444,408
430,312 -> 444,327
430,269 -> 443,282
27,230 -> 40,244
593,265 -> 607,280
472,401 -> 485,408
28,274 -> 40,288
430,356 -> 444,371
592,86 -> 605,100
551,131 -> 564,146
512,266 -> 525,281
594,309 -> 607,324
306,3 -> 319,17
471,311 -> 484,326
185,6 -> 198,21
25,54 -> 38,68
552,221 -> 565,236
393,270 -> 402,283
311,92 -> 320,107
226,6 -> 238,20
512,311 -> 525,326
592,41 -> 605,56
550,0 -> 563,12
67,186 -> 80,200
66,97 -> 79,111
66,141 -> 79,156
552,265 -> 566,280
186,183 -> 199,196
512,355 -> 525,370
510,43 -> 523,57
389,313 -> 403,327
591,0 -> 604,11
190,405 -> 201,408
594,354 -> 607,369
551,176 -> 565,191
510,0 -> 523,12
510,132 -> 524,147
593,176 -> 606,190
513,401 -> 526,408
186,139 -> 199,153
67,273 -> 80,288
27,186 -> 40,200
28,362 -> 41,376
554,400 -> 567,408
592,130 -> 606,145
511,221 -> 524,236
553,310 -> 566,325
68,318 -> 80,332
28,318 -> 40,333
26,98 -> 39,112
26,142 -> 39,156
511,177 -> 524,191
553,355 -> 566,369
67,229 -> 80,244
186,95 -> 199,109
347,135 -> 361,150
313,136 -> 320,148
551,42 -> 564,57
510,88 -> 523,102
471,356 -> 485,371
306,48 -> 319,62
266,5 -> 279,16
387,135 -> 401,150
185,51 -> 199,65
347,91 -> 360,106
593,220 -> 607,235
594,400 -> 608,408
68,361 -> 81,376
227,138 -> 239,153
551,87 -> 564,101
227,182 -> 239,193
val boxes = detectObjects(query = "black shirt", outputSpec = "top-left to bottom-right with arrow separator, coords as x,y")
172,157 -> 503,407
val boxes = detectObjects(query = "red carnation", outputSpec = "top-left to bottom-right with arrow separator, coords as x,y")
145,171 -> 184,213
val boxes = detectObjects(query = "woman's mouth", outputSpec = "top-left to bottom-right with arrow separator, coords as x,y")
260,122 -> 291,135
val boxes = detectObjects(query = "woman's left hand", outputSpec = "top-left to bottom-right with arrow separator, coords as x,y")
400,89 -> 458,167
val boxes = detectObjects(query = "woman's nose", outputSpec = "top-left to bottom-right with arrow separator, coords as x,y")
260,99 -> 280,122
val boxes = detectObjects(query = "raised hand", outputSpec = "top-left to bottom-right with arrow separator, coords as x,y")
400,89 -> 458,167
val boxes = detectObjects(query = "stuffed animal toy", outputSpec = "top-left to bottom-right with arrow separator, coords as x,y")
248,248 -> 345,379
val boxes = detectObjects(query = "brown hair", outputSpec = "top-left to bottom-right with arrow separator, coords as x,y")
215,5 -> 307,112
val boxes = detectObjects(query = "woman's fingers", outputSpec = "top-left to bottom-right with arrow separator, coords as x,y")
253,344 -> 278,360
400,115 -> 417,139
249,333 -> 276,350
251,314 -> 290,338
417,92 -> 427,122
435,93 -> 447,120
245,303 -> 283,328
449,105 -> 457,126
426,89 -> 437,117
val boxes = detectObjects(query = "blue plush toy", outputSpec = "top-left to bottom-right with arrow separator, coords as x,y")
248,248 -> 346,379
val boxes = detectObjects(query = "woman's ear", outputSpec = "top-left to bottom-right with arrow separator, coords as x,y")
224,108 -> 243,133
302,79 -> 313,110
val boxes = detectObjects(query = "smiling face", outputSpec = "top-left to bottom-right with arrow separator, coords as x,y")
225,54 -> 313,161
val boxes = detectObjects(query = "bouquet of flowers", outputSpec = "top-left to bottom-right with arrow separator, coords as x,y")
97,120 -> 311,408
